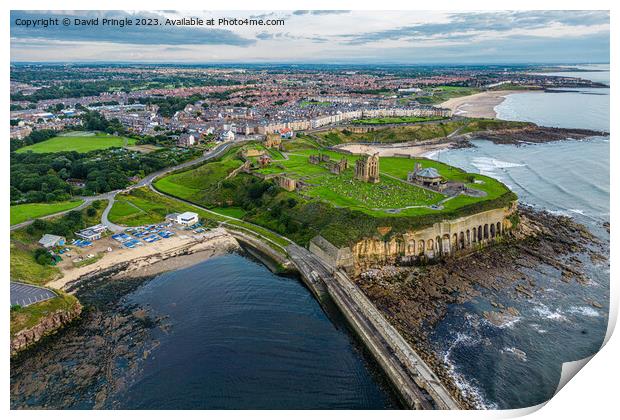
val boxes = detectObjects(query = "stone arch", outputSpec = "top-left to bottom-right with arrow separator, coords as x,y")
490,223 -> 496,238
407,240 -> 415,255
478,226 -> 483,241
427,239 -> 434,251
442,234 -> 451,254
466,229 -> 471,247
459,231 -> 465,249
497,222 -> 502,236
452,233 -> 458,249
484,224 -> 489,239
435,236 -> 441,255
418,239 -> 425,256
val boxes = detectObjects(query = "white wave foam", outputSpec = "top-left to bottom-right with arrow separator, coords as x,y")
501,347 -> 528,362
441,334 -> 498,409
566,306 -> 600,317
530,323 -> 547,334
532,303 -> 567,321
568,209 -> 586,215
471,157 -> 526,177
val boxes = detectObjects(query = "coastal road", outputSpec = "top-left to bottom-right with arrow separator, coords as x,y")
286,244 -> 461,410
10,139 -> 247,232
10,191 -> 119,232
10,282 -> 57,307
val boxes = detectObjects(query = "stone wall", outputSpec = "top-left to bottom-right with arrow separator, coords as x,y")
309,235 -> 355,275
351,204 -> 516,272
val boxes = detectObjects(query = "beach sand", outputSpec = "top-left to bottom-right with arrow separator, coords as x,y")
48,228 -> 240,290
440,90 -> 521,118
335,139 -> 454,159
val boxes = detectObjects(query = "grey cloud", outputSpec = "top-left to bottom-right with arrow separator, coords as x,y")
293,10 -> 349,16
11,10 -> 255,46
341,10 -> 609,45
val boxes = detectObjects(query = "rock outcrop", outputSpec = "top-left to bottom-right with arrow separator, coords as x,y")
11,303 -> 82,356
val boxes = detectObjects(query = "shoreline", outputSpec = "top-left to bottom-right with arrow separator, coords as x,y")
49,227 -> 240,291
440,90 -> 525,119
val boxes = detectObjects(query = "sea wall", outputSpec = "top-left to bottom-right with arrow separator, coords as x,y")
11,302 -> 82,356
351,205 -> 516,272
308,204 -> 516,274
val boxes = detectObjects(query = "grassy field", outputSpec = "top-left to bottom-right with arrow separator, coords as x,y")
300,100 -> 331,107
112,187 -> 290,249
314,118 -> 531,146
159,141 -> 511,219
11,291 -> 79,338
351,116 -> 447,125
10,200 -> 84,225
416,86 -> 482,105
10,200 -> 106,285
152,140 -> 516,247
108,188 -> 200,226
16,131 -> 137,154
10,238 -> 61,285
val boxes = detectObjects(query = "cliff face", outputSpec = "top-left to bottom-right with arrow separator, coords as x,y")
350,206 -> 516,274
11,303 -> 82,356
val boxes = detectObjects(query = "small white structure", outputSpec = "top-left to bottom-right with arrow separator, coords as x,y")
220,130 -> 235,142
176,212 -> 199,226
76,224 -> 108,241
38,234 -> 66,249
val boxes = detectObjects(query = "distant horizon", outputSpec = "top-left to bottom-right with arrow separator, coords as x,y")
9,61 -> 611,66
10,10 -> 610,64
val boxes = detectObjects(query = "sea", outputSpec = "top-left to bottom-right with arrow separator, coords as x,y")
425,64 -> 610,409
105,253 -> 397,409
11,65 -> 610,411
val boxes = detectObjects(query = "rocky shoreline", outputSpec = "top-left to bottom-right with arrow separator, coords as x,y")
353,205 -> 608,408
457,125 -> 608,146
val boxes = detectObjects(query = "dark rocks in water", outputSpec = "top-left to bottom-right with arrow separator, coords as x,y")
10,272 -> 165,409
354,205 -> 606,408
456,125 -> 607,146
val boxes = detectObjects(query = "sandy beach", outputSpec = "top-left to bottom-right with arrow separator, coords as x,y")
47,228 -> 240,290
440,90 -> 523,118
334,138 -> 454,159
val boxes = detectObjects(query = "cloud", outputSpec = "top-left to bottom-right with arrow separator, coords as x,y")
292,10 -> 349,16
340,10 -> 609,44
10,10 -> 255,46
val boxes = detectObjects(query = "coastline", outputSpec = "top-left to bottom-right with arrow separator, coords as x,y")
440,90 -> 524,119
49,227 -> 240,290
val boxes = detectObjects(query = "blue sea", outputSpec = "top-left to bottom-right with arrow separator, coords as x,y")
427,65 -> 610,409
110,253 -> 397,409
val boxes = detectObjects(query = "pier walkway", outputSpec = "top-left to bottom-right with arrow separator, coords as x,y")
287,243 -> 461,410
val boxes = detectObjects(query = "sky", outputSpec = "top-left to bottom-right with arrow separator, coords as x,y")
10,10 -> 610,64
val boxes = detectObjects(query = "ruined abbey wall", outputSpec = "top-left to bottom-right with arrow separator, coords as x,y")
350,204 -> 516,272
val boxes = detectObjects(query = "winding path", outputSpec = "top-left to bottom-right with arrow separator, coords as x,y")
10,139 -> 247,232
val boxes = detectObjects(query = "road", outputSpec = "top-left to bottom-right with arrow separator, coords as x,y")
10,282 -> 57,307
10,139 -> 247,232
286,244 -> 461,410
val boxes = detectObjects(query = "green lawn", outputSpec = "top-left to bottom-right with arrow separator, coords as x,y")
351,116 -> 447,125
10,200 -> 84,225
16,131 -> 137,154
210,206 -> 247,218
300,100 -> 331,107
10,237 -> 61,286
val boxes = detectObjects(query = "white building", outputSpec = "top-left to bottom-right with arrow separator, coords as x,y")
176,212 -> 199,226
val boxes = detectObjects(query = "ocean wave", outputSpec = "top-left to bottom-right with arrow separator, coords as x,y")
440,334 -> 498,410
501,347 -> 528,362
532,303 -> 567,321
471,157 -> 526,178
530,323 -> 548,334
566,306 -> 600,317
